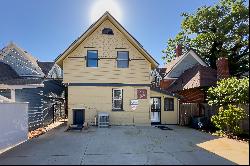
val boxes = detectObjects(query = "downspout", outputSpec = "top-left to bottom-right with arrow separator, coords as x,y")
178,99 -> 180,125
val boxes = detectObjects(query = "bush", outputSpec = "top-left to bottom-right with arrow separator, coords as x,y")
211,105 -> 247,135
207,77 -> 249,107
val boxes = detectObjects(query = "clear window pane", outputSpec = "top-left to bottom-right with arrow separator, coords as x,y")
113,89 -> 123,110
165,98 -> 174,111
118,52 -> 129,60
88,51 -> 98,59
170,99 -> 174,110
114,90 -> 122,99
114,100 -> 122,109
87,59 -> 98,67
117,51 -> 129,68
117,60 -> 128,68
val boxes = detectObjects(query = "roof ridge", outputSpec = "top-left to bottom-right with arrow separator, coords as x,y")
55,12 -> 159,68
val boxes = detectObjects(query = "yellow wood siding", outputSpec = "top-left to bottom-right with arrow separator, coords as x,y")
63,20 -> 151,84
68,86 -> 151,126
150,90 -> 179,124
60,17 -> 179,126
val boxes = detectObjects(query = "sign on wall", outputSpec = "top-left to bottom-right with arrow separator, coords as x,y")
130,100 -> 139,105
137,89 -> 147,99
130,99 -> 139,111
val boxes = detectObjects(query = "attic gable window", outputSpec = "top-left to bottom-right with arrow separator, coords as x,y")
102,28 -> 114,35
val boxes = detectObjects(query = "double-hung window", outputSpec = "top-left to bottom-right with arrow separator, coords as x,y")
164,98 -> 174,111
87,50 -> 98,67
117,51 -> 129,68
112,89 -> 123,111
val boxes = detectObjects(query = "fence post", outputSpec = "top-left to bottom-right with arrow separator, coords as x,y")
52,104 -> 55,123
59,102 -> 61,118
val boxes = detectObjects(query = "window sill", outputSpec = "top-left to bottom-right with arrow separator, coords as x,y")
112,109 -> 125,112
86,67 -> 99,68
116,68 -> 129,69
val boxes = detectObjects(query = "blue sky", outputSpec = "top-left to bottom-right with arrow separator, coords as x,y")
0,0 -> 220,67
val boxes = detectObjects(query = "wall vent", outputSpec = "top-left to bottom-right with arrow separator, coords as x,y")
98,112 -> 109,128
102,28 -> 114,35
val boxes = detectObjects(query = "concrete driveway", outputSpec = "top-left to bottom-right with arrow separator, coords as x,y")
0,124 -> 248,165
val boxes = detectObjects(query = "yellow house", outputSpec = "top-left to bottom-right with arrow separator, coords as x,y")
55,12 -> 180,127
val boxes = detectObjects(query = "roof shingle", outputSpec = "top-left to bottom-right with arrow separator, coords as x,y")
37,62 -> 55,76
0,62 -> 44,85
167,64 -> 217,92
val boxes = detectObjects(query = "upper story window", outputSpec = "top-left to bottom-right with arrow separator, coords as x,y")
87,50 -> 98,67
102,28 -> 114,35
164,98 -> 174,111
117,51 -> 129,68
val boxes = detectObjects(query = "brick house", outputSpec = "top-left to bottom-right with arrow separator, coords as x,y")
156,45 -> 230,103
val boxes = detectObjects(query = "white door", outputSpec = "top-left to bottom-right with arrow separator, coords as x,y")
150,98 -> 161,124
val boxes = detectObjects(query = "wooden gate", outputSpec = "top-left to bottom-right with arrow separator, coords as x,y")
179,103 -> 217,126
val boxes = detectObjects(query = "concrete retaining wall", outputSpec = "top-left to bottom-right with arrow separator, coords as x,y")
0,102 -> 28,152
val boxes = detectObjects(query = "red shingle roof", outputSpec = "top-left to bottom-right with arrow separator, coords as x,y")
167,64 -> 217,92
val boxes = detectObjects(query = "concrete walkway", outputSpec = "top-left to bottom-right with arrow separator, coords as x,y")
0,125 -> 248,165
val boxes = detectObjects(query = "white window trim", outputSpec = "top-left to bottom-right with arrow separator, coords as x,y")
117,51 -> 129,68
112,89 -> 123,110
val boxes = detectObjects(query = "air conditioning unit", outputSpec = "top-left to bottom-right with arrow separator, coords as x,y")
98,112 -> 109,128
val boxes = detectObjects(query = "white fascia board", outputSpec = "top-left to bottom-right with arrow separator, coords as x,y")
189,50 -> 208,67
0,84 -> 44,90
163,76 -> 178,80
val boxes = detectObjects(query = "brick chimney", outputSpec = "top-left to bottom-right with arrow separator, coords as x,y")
216,57 -> 230,80
176,44 -> 182,57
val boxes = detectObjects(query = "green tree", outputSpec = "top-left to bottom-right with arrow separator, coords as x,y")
207,77 -> 249,107
211,105 -> 247,135
163,0 -> 249,76
207,77 -> 249,135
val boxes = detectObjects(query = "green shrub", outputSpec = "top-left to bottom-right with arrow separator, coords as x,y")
207,77 -> 249,107
211,105 -> 248,135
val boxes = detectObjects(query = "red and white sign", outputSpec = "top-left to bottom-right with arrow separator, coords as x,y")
131,105 -> 137,111
137,89 -> 147,99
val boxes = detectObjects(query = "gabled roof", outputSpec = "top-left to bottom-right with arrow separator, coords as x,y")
166,64 -> 217,92
0,62 -> 20,81
164,49 -> 208,79
1,42 -> 39,68
0,62 -> 44,85
55,12 -> 159,68
37,62 -> 55,76
165,56 -> 183,74
155,68 -> 167,78
0,42 -> 45,77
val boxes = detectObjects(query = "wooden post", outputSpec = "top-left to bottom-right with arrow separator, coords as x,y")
52,104 -> 55,123
10,89 -> 16,102
59,102 -> 61,118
